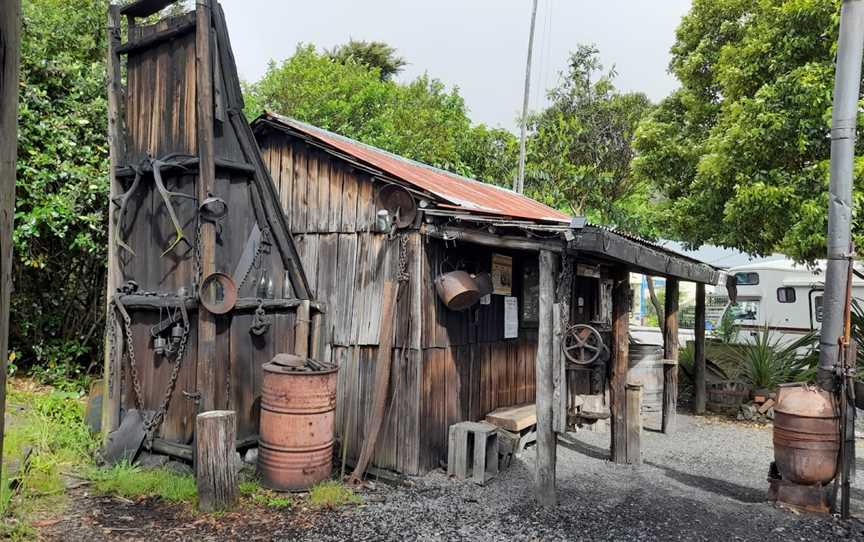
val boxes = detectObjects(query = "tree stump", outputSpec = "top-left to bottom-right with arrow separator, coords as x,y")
195,410 -> 238,512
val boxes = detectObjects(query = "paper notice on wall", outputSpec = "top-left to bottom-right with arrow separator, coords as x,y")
504,296 -> 519,339
491,253 -> 513,295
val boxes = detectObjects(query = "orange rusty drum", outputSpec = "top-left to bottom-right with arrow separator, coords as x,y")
773,384 -> 839,485
259,362 -> 338,491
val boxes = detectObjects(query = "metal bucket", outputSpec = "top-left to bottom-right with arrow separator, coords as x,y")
435,270 -> 480,311
628,343 -> 664,428
258,361 -> 338,491
773,384 -> 839,485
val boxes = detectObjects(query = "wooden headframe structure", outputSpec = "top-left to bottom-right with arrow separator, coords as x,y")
101,0 -> 321,458
252,115 -> 720,493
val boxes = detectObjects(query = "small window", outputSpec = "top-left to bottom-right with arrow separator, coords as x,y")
728,300 -> 759,322
734,272 -> 759,285
777,287 -> 796,303
815,296 -> 824,323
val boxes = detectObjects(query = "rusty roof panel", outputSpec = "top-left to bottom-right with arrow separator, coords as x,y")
260,113 -> 571,224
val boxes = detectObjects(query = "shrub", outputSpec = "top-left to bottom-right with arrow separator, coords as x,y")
738,326 -> 817,390
308,480 -> 360,509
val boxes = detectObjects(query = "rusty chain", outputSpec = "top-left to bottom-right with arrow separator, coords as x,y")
397,232 -> 410,282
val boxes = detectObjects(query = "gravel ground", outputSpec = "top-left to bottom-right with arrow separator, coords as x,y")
38,413 -> 864,541
304,414 -> 864,542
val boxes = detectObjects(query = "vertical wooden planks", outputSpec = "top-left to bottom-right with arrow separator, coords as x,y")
278,143 -> 293,214
327,162 -> 343,232
305,150 -> 319,233
292,142 -> 307,233
535,250 -> 557,506
340,166 -> 358,232
317,157 -> 330,232
333,234 -> 358,346
316,234 -> 339,363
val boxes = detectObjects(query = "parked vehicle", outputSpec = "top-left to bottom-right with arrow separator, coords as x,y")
714,259 -> 864,345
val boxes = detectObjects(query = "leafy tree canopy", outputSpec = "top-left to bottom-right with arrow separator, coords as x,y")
634,0 -> 844,261
525,45 -> 655,234
12,0 -> 109,384
327,39 -> 407,81
245,43 -> 518,185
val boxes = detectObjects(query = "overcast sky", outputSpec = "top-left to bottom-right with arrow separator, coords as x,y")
222,0 -> 692,132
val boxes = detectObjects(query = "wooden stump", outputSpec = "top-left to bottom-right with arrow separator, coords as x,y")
625,383 -> 642,465
662,361 -> 677,434
195,410 -> 238,512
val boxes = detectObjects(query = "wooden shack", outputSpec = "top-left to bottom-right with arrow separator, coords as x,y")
101,1 -> 320,459
251,114 -> 721,477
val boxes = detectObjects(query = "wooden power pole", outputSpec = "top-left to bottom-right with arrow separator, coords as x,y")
0,0 -> 21,468
515,0 -> 538,194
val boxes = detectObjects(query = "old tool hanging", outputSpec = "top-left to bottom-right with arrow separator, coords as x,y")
250,298 -> 271,336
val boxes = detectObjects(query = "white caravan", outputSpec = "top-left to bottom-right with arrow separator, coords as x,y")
716,259 -> 864,344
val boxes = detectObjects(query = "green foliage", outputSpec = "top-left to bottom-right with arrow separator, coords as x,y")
327,39 -> 406,81
738,326 -> 817,390
308,480 -> 361,509
634,0 -> 845,260
245,43 -> 517,186
714,309 -> 739,344
13,0 -> 110,388
89,463 -> 197,504
2,384 -> 98,537
526,45 -> 655,234
848,300 -> 864,380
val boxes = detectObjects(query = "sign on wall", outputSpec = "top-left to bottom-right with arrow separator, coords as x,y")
491,253 -> 512,295
504,296 -> 519,339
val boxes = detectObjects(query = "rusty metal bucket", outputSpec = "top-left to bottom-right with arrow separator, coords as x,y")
772,384 -> 839,485
258,361 -> 338,491
435,270 -> 480,311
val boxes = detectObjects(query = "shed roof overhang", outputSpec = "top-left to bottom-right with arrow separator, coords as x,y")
568,227 -> 721,285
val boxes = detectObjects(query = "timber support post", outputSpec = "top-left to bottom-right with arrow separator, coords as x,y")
535,250 -> 557,506
662,278 -> 679,433
610,266 -> 630,464
625,383 -> 642,465
195,410 -> 238,512
195,0 -> 218,412
102,3 -> 124,440
0,0 -> 21,469
295,299 -> 310,358
694,282 -> 706,414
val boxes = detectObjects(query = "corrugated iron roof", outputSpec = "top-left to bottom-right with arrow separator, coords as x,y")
258,113 -> 571,224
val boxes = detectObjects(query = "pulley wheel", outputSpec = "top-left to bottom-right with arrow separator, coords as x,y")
377,185 -> 417,228
563,324 -> 605,365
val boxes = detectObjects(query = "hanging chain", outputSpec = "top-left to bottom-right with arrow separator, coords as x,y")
397,233 -> 410,282
144,300 -> 190,445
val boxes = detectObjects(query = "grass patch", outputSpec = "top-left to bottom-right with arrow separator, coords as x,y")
89,462 -> 197,503
239,479 -> 293,509
308,480 -> 360,509
1,380 -> 98,539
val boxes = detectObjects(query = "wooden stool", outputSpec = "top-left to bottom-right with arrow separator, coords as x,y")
447,421 -> 499,485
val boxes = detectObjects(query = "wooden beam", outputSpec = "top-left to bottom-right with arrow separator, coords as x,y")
535,250 -> 557,506
422,223 -> 564,253
294,300 -> 310,358
625,383 -> 642,465
195,0 -> 218,412
0,0 -> 21,471
694,282 -> 706,414
610,266 -> 630,464
120,0 -> 178,18
116,15 -> 195,55
662,278 -> 679,433
102,4 -> 124,440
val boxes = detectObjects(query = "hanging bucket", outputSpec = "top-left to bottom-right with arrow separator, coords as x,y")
435,270 -> 481,311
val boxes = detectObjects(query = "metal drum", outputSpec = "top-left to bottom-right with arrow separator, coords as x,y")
773,384 -> 839,485
628,343 -> 664,428
259,362 -> 338,491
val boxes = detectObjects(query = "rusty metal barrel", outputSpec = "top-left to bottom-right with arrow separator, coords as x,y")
259,359 -> 338,491
773,384 -> 839,485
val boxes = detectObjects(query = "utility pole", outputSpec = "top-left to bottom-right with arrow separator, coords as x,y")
1,0 -> 22,470
515,0 -> 538,194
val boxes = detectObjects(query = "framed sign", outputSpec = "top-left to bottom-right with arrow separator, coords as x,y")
491,254 -> 512,295
522,262 -> 539,324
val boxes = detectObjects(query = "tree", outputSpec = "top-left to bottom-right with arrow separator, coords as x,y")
246,44 -> 517,185
525,45 -> 655,233
327,39 -> 406,81
633,0 -> 844,261
10,0 -> 109,385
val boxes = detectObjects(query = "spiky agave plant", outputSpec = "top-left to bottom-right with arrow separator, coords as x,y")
739,325 -> 818,390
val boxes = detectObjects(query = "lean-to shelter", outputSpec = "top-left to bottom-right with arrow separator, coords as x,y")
252,113 -> 721,477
